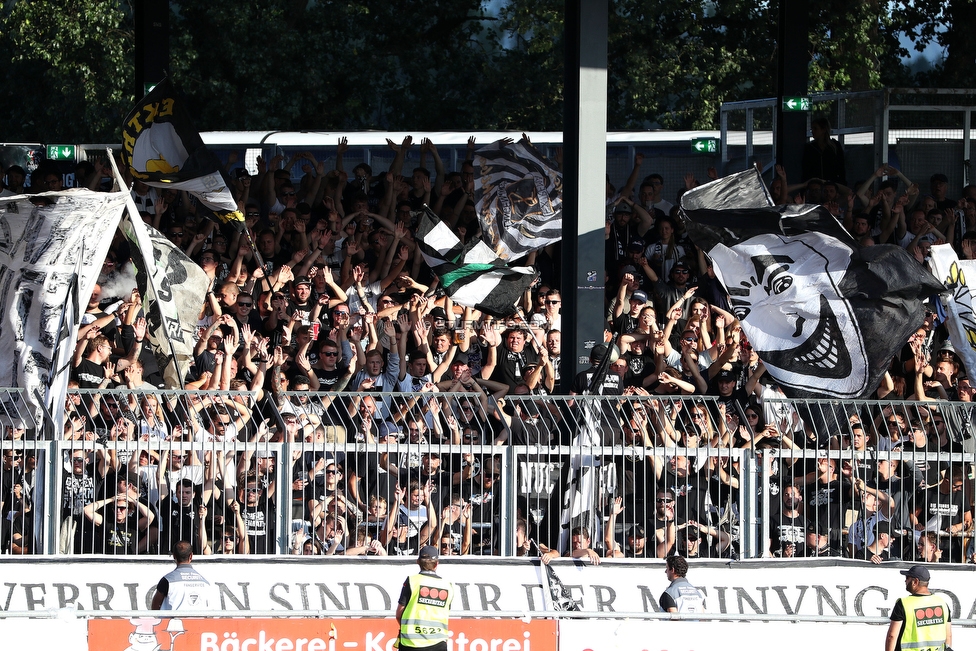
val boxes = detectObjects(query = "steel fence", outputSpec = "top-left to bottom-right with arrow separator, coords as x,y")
1,390 -> 973,563
720,88 -> 976,190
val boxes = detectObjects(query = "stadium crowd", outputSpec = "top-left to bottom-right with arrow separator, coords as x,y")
0,129 -> 974,565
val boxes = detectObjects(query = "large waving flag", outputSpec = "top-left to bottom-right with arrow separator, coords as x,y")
416,207 -> 537,318
121,78 -> 244,234
929,244 -> 976,376
681,169 -> 945,399
474,138 -> 562,260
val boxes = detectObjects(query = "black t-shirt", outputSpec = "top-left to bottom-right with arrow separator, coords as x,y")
570,368 -> 622,395
97,512 -> 140,555
75,359 -> 106,388
492,347 -> 539,390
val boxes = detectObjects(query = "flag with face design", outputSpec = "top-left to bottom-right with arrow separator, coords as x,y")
680,169 -> 945,399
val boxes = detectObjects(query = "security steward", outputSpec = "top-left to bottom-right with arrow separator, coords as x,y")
396,545 -> 454,651
151,540 -> 215,611
660,555 -> 707,614
886,565 -> 953,651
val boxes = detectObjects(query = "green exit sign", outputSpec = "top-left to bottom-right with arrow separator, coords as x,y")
782,96 -> 810,111
46,145 -> 76,161
691,138 -> 718,154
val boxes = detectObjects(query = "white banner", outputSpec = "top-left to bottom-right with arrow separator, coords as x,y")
0,190 -> 126,429
1,559 -> 975,619
558,619 -> 976,651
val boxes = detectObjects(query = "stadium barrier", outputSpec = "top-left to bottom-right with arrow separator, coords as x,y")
1,390 -> 974,562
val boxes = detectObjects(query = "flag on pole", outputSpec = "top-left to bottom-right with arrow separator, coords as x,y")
416,206 -> 537,318
474,137 -> 562,260
119,213 -> 209,389
681,169 -> 945,399
929,244 -> 976,375
121,78 -> 244,234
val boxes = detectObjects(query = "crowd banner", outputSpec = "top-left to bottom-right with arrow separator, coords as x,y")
1,559 -> 975,619
0,190 -> 126,430
557,619 -> 976,651
88,617 -> 556,651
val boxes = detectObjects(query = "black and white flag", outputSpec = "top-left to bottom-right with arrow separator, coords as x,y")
416,207 -> 537,318
929,244 -> 976,376
681,169 -> 945,399
120,213 -> 209,388
0,190 -> 126,431
121,78 -> 244,234
474,138 -> 562,260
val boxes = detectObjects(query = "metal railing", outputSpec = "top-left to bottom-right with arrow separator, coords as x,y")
1,390 -> 973,562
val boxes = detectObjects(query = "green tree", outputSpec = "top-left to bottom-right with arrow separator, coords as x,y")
0,0 -> 133,142
168,0 -> 500,131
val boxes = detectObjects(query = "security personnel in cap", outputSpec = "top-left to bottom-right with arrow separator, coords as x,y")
886,565 -> 953,651
396,545 -> 454,650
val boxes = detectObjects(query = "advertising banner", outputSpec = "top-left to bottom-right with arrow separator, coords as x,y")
558,619 -> 976,651
88,617 -> 556,651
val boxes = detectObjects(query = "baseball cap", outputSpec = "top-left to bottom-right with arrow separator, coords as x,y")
672,261 -> 691,272
715,369 -> 736,382
930,173 -> 949,184
590,343 -> 609,363
295,276 -> 312,287
630,290 -> 648,303
451,352 -> 469,365
629,524 -> 646,539
806,520 -> 829,536
234,168 -> 250,179
900,565 -> 930,581
627,240 -> 645,253
430,307 -> 448,320
418,545 -> 439,560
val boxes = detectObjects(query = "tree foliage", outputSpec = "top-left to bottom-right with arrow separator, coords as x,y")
0,0 -> 133,142
0,0 -> 969,142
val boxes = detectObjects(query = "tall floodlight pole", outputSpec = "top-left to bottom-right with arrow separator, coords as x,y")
560,0 -> 609,392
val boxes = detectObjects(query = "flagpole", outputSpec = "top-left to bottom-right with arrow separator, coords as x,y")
105,148 -> 187,390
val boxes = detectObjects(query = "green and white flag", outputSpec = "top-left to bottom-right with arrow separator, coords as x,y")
416,207 -> 537,318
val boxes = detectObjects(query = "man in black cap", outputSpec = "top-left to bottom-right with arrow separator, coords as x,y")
569,344 -> 622,397
930,173 -> 955,212
886,565 -> 952,651
396,545 -> 454,651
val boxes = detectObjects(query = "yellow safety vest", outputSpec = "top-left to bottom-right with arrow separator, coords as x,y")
399,573 -> 454,648
898,594 -> 950,651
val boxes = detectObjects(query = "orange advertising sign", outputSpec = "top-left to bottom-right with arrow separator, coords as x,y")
89,616 -> 556,651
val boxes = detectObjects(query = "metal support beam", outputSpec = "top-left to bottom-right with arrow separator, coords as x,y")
560,0 -> 608,391
775,0 -> 808,180
134,0 -> 169,99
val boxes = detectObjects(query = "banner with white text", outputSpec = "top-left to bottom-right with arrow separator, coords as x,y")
1,559 -> 976,619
